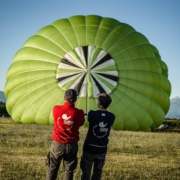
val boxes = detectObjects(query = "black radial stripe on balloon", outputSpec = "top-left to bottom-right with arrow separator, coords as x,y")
90,74 -> 106,94
96,73 -> 118,82
90,54 -> 112,69
57,46 -> 118,95
61,58 -> 82,69
57,73 -> 81,83
74,74 -> 86,95
81,46 -> 88,67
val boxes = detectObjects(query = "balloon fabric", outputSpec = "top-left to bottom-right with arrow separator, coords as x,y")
4,15 -> 171,131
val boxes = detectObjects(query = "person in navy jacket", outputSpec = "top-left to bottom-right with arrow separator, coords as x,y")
46,89 -> 85,180
80,93 -> 115,180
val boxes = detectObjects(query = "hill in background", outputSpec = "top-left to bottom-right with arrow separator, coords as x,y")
165,96 -> 180,119
0,91 -> 6,103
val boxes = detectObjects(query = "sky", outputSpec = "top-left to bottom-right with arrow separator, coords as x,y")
0,0 -> 179,99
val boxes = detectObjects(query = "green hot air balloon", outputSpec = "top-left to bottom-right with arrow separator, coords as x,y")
4,15 -> 171,131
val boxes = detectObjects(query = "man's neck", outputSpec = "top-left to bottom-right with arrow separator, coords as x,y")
98,108 -> 107,111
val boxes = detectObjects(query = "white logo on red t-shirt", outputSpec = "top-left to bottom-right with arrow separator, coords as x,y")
56,114 -> 74,139
62,114 -> 74,126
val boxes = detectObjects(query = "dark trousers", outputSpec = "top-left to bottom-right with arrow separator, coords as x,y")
80,151 -> 106,180
45,141 -> 78,180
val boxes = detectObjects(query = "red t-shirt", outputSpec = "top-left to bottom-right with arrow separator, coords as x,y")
52,102 -> 85,143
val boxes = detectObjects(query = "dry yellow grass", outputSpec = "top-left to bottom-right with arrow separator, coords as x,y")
0,118 -> 180,180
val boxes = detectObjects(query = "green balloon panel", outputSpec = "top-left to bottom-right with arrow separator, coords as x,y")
5,15 -> 171,131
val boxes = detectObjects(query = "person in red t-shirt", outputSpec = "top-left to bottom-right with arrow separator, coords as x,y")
45,89 -> 85,180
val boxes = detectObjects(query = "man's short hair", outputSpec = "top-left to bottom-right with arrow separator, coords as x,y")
65,89 -> 77,103
97,93 -> 112,108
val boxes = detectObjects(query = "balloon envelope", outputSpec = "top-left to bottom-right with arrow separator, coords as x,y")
4,15 -> 171,131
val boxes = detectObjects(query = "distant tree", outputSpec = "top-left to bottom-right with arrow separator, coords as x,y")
0,101 -> 10,117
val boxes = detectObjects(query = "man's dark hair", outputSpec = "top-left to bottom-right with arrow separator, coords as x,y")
98,93 -> 112,108
64,89 -> 77,103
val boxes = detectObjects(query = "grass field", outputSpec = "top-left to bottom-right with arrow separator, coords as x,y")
0,118 -> 180,180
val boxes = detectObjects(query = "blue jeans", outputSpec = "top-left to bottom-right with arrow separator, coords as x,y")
80,151 -> 106,180
45,141 -> 78,180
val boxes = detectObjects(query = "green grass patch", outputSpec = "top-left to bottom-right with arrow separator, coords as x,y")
0,118 -> 180,180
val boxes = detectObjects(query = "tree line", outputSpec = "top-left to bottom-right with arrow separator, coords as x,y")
0,101 -> 10,117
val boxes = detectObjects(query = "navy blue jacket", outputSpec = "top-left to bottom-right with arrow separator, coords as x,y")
83,110 -> 115,154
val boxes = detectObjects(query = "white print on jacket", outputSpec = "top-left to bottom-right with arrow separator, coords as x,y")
57,114 -> 74,139
62,114 -> 74,126
92,121 -> 109,138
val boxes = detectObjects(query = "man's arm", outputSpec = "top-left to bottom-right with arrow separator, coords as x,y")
79,110 -> 85,126
87,110 -> 93,122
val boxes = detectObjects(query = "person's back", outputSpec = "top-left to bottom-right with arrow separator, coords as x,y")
52,102 -> 84,143
80,93 -> 115,180
46,89 -> 85,180
83,110 -> 115,154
